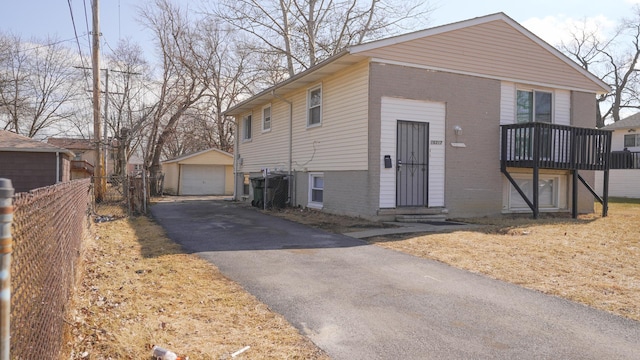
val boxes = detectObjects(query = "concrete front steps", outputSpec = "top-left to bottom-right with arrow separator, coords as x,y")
377,207 -> 449,223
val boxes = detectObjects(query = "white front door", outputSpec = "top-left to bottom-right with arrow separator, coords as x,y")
380,97 -> 445,208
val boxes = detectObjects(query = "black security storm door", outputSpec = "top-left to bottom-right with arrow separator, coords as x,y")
396,120 -> 429,207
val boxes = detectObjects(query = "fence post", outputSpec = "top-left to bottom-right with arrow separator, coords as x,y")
0,179 -> 14,360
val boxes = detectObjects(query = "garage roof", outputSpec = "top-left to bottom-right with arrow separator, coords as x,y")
162,148 -> 233,164
0,130 -> 74,157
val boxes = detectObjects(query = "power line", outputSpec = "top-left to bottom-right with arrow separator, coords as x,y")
0,36 -> 84,57
67,0 -> 92,93
83,0 -> 92,52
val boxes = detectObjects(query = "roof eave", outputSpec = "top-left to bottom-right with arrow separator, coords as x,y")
161,148 -> 233,164
0,147 -> 75,157
224,50 -> 366,116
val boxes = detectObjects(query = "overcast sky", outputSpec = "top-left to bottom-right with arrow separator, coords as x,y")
1,0 -> 639,59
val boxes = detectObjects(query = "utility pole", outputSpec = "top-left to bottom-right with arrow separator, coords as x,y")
92,0 -> 105,202
74,66 -> 140,181
103,68 -> 109,178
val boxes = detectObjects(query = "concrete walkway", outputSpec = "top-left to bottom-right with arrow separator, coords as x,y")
151,200 -> 640,360
343,221 -> 479,239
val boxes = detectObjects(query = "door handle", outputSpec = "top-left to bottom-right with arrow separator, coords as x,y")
397,159 -> 402,170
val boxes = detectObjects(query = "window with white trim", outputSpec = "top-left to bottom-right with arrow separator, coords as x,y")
624,134 -> 640,147
308,173 -> 324,208
516,89 -> 553,158
307,85 -> 322,127
242,114 -> 252,141
262,104 -> 271,131
509,175 -> 560,210
517,90 -> 552,124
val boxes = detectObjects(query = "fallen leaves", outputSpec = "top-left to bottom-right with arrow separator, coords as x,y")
61,216 -> 328,360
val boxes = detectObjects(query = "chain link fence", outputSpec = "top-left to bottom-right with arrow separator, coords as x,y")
93,176 -> 129,218
10,179 -> 91,359
93,172 -> 154,218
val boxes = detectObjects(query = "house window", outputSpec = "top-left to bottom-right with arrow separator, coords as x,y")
262,105 -> 271,131
517,90 -> 552,123
509,175 -> 560,210
243,114 -> 252,141
307,85 -> 322,127
308,173 -> 324,208
624,134 -> 640,147
516,89 -> 553,158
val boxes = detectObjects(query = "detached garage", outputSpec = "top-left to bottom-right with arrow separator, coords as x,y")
162,148 -> 234,196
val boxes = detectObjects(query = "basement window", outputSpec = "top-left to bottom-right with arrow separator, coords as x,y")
308,173 -> 324,209
509,175 -> 560,210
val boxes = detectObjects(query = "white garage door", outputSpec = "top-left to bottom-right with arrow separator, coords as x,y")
180,164 -> 226,195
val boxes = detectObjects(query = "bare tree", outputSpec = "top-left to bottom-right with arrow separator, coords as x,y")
560,9 -> 640,127
211,0 -> 432,78
139,0 -> 252,193
103,39 -> 154,175
0,33 -> 82,137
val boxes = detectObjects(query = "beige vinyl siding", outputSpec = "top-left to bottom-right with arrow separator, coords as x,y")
554,90 -> 571,126
294,61 -> 369,171
358,20 -> 601,92
238,60 -> 370,173
238,101 -> 291,172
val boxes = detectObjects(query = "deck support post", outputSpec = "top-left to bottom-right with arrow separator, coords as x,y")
571,170 -> 578,219
532,124 -> 540,219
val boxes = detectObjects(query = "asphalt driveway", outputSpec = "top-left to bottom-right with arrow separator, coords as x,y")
150,200 -> 640,359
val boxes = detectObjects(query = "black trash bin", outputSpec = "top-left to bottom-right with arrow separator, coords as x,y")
250,178 -> 265,208
250,175 -> 288,209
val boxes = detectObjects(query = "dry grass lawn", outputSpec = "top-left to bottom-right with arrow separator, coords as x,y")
62,216 -> 328,360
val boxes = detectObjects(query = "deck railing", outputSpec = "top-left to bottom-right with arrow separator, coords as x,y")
610,150 -> 640,169
71,160 -> 94,174
500,122 -> 612,171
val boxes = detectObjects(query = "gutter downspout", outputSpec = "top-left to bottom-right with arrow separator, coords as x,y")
231,118 -> 238,201
177,164 -> 182,195
271,90 -> 294,205
56,152 -> 60,183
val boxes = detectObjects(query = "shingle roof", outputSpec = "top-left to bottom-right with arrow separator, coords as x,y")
602,113 -> 640,130
47,137 -> 94,150
0,130 -> 74,156
162,148 -> 233,164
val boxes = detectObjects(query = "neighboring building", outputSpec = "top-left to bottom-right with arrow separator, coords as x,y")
47,137 -> 118,178
127,152 -> 145,176
596,113 -> 640,198
162,148 -> 234,196
225,13 -> 610,220
0,130 -> 74,193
